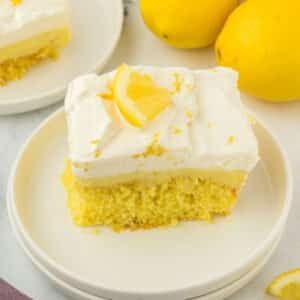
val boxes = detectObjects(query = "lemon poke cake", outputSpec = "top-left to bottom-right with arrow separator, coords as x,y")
62,65 -> 259,231
0,0 -> 71,86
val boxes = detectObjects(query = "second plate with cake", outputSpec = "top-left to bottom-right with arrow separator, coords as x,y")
0,0 -> 123,115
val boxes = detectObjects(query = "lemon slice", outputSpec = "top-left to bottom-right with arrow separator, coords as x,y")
267,268 -> 300,300
113,64 -> 173,127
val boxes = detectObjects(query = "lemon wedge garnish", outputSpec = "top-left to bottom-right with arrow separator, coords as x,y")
113,64 -> 173,127
267,268 -> 300,300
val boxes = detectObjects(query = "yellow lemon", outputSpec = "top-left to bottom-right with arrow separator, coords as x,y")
113,64 -> 172,127
266,268 -> 300,300
140,0 -> 239,49
216,0 -> 300,102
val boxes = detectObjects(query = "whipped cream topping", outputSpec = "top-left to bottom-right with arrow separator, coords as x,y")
65,66 -> 259,179
0,0 -> 70,48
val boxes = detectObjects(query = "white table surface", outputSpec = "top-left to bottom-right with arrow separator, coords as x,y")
1,2 -> 300,300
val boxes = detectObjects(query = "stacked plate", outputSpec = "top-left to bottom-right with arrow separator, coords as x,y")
7,108 -> 292,300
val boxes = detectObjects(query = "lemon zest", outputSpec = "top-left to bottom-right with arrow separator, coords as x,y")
185,82 -> 193,92
173,127 -> 182,135
94,149 -> 102,159
185,111 -> 193,119
173,72 -> 182,94
90,139 -> 100,145
227,136 -> 235,145
97,82 -> 114,101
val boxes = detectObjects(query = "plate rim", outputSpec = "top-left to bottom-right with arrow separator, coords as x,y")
8,107 -> 293,297
0,0 -> 124,115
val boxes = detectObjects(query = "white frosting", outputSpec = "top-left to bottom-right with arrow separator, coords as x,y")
65,66 -> 259,179
0,0 -> 70,48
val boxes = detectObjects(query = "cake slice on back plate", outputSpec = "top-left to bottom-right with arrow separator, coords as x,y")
0,0 -> 71,86
62,64 -> 259,231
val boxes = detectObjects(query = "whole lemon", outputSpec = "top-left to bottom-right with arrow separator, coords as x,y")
140,0 -> 239,49
216,0 -> 300,102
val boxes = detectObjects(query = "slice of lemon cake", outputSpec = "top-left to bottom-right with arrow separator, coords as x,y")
0,0 -> 71,86
62,65 -> 259,231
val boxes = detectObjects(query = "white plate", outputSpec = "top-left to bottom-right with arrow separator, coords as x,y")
7,187 -> 284,300
9,108 -> 292,300
0,0 -> 123,115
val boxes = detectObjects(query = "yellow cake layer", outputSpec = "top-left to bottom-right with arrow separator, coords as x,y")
0,27 -> 71,86
62,161 -> 245,231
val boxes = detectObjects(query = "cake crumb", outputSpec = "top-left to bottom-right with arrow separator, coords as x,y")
170,219 -> 179,226
227,135 -> 235,145
185,111 -> 192,119
91,228 -> 100,235
113,224 -> 122,232
207,122 -> 213,128
94,149 -> 102,158
90,139 -> 100,145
